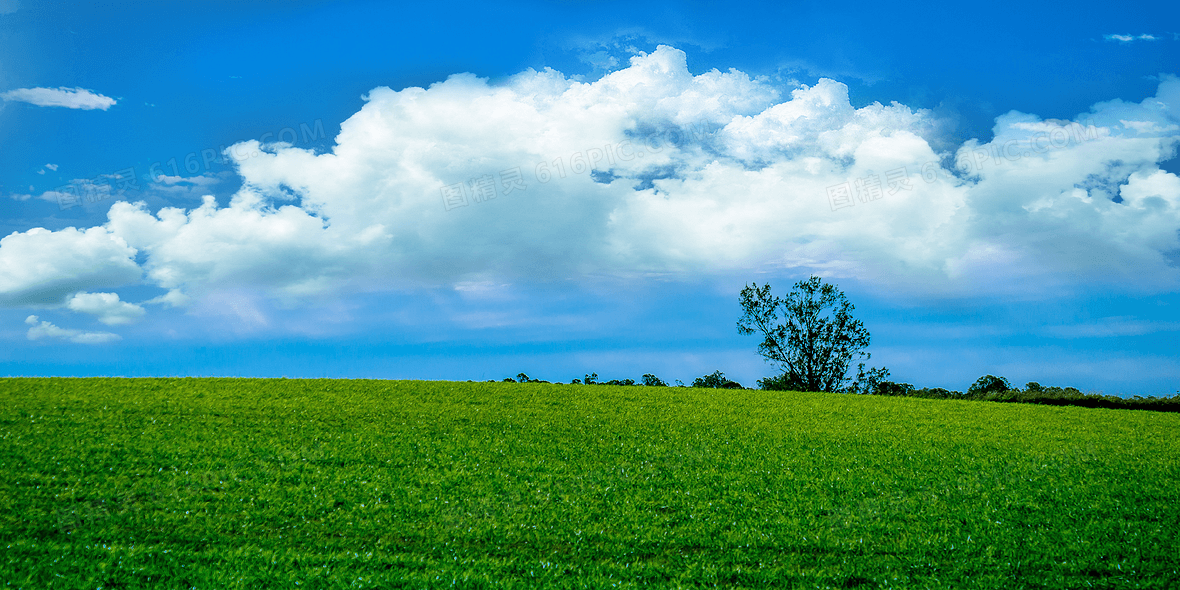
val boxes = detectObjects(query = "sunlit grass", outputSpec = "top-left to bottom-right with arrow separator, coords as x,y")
2,377 -> 1177,588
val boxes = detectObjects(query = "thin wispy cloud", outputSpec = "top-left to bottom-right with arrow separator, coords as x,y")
1104,33 -> 1164,43
0,86 -> 116,110
25,315 -> 121,344
1042,317 -> 1180,338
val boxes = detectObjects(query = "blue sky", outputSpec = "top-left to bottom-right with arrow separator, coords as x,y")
1,0 -> 1178,395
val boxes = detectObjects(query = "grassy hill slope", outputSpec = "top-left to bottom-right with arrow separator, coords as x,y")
2,378 -> 1178,588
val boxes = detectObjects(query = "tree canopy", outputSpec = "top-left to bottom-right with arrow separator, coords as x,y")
738,276 -> 872,393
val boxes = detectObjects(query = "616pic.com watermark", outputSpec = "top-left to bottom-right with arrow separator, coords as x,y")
439,120 -> 716,211
825,120 -> 1100,211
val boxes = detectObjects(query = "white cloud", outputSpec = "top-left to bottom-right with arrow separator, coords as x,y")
1120,119 -> 1180,134
3,46 -> 1179,315
0,226 -> 141,306
33,188 -> 73,205
1104,34 -> 1162,43
148,173 -> 227,200
66,292 -> 146,325
11,172 -> 200,208
25,315 -> 121,344
156,174 -> 221,187
45,163 -> 59,171
200,48 -> 1177,297
579,50 -> 620,73
35,178 -> 116,207
143,288 -> 190,308
104,194 -> 380,303
0,87 -> 116,110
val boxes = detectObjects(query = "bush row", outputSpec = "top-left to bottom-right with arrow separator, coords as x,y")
867,375 -> 1180,412
494,370 -> 744,389
492,371 -> 1179,412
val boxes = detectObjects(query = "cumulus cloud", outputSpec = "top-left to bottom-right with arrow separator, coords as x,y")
25,315 -> 121,344
0,226 -> 141,306
0,86 -> 116,110
3,46 -> 1179,313
66,292 -> 146,325
104,194 -> 381,302
196,47 -> 1179,296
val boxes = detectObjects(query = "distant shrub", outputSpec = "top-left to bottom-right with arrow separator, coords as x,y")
847,364 -> 891,395
603,378 -> 637,386
910,387 -> 963,399
757,373 -> 806,391
872,381 -> 916,396
692,371 -> 743,389
844,375 -> 1180,412
642,374 -> 668,387
986,386 -> 1180,412
967,375 -> 1012,399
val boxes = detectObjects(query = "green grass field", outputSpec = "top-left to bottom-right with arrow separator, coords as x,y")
2,378 -> 1178,589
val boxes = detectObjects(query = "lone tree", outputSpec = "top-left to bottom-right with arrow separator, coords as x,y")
737,276 -> 874,393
